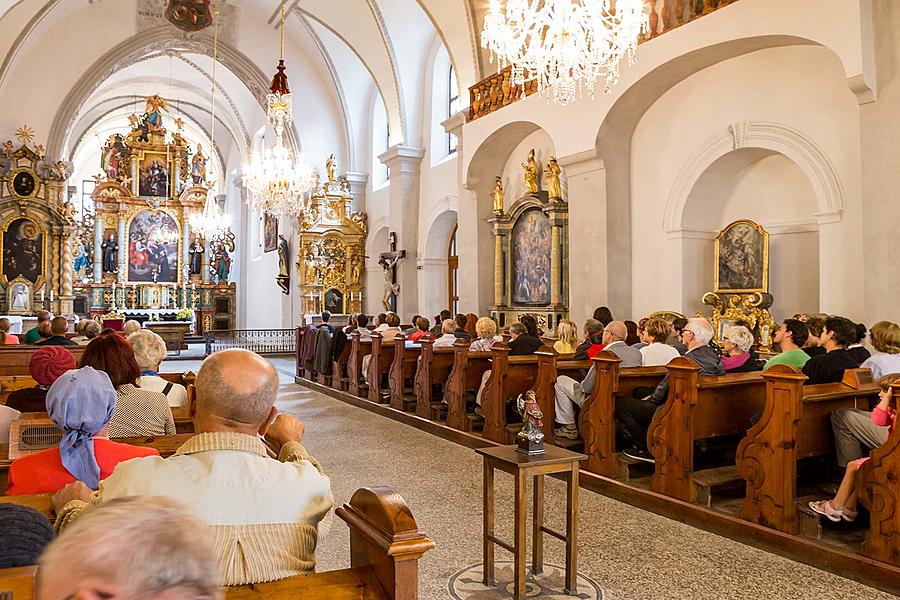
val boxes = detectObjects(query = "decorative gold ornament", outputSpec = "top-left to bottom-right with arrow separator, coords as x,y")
522,148 -> 539,194
15,126 -> 34,144
545,156 -> 562,201
492,176 -> 504,213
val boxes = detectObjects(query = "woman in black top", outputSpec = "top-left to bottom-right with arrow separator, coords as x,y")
802,316 -> 860,385
847,322 -> 871,364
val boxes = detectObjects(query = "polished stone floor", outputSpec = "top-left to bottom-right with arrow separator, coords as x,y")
163,356 -> 894,600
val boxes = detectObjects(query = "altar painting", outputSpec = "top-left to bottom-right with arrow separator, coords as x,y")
2,217 -> 44,284
128,210 -> 179,283
715,220 -> 768,293
512,209 -> 551,305
138,152 -> 171,197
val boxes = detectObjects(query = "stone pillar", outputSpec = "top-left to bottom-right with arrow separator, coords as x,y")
116,214 -> 126,283
182,216 -> 191,277
93,215 -> 103,282
202,239 -> 211,284
60,226 -> 75,315
377,145 -> 425,318
550,222 -> 561,306
493,231 -> 504,306
546,203 -> 568,309
342,171 -> 369,214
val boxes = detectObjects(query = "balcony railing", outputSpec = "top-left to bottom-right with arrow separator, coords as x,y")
468,0 -> 740,121
206,329 -> 297,355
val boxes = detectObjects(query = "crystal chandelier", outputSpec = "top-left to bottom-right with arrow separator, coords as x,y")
242,0 -> 317,218
481,0 -> 649,106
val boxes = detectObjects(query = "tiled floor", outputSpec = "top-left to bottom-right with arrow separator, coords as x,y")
163,356 -> 895,600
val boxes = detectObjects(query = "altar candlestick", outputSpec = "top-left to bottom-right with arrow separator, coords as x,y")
49,290 -> 54,303
40,290 -> 45,302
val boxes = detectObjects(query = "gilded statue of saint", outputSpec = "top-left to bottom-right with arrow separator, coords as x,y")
545,156 -> 562,200
326,153 -> 336,182
522,148 -> 539,194
492,176 -> 504,213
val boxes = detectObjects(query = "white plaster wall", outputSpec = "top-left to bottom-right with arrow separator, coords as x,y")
630,45 -> 861,321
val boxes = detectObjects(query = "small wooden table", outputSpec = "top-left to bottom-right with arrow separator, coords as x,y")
476,444 -> 587,599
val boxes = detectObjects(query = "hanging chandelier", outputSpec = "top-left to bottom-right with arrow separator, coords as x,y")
481,0 -> 649,106
242,0 -> 317,218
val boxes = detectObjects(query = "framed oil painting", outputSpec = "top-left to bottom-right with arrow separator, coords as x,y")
511,208 -> 551,305
138,152 -> 171,197
1,217 -> 44,285
128,210 -> 179,283
714,220 -> 768,294
264,212 -> 278,253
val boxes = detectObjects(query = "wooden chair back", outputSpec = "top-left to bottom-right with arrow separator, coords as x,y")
444,340 -> 491,432
414,338 -> 454,419
348,333 -> 373,397
389,335 -> 421,411
367,333 -> 396,404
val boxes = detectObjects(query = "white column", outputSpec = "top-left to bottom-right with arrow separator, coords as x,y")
342,171 -> 369,215
93,215 -> 103,281
378,145 -> 425,318
116,215 -> 126,283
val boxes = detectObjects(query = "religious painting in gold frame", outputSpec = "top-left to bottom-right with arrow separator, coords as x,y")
714,219 -> 768,294
264,213 -> 278,253
137,151 -> 172,198
0,216 -> 46,288
126,209 -> 180,284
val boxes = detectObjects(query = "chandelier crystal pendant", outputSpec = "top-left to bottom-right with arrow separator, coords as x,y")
481,0 -> 649,106
242,0 -> 317,218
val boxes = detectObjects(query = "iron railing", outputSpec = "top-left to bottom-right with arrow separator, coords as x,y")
205,329 -> 297,355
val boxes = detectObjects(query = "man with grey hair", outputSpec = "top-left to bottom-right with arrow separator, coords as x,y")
72,319 -> 101,345
554,321 -> 643,440
51,348 -> 333,586
37,496 -> 221,600
619,317 -> 723,462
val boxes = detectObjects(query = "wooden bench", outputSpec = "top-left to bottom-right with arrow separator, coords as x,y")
530,348 -> 593,445
444,340 -> 492,432
737,366 -> 879,534
578,353 -> 667,479
0,486 -> 434,600
0,346 -> 87,377
388,334 -> 421,411
0,376 -> 41,406
413,338 -> 454,420
647,358 -> 766,504
367,333 -> 396,404
481,343 -> 550,444
331,339 -> 353,392
348,333 -> 373,398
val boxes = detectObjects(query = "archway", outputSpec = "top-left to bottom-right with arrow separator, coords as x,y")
418,208 -> 457,319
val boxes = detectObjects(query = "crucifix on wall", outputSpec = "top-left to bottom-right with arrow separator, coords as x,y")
379,231 -> 405,312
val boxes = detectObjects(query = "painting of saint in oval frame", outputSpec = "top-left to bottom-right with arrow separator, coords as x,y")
714,220 -> 768,294
512,208 -> 551,305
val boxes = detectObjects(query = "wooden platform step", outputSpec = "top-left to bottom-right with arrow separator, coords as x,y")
795,494 -> 826,540
693,465 -> 742,507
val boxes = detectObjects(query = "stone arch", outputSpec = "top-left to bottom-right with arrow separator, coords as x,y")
418,205 -> 458,319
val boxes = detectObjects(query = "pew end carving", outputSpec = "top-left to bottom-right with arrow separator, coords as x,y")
579,352 -> 623,478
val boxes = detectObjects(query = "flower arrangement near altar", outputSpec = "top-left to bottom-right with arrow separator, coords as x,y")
176,308 -> 192,321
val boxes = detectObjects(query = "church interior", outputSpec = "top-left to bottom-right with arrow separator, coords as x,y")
2,0 -> 900,598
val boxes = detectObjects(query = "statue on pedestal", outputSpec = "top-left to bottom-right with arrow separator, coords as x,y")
492,176 -> 504,213
276,234 -> 290,295
545,156 -> 562,201
516,390 -> 545,455
102,233 -> 117,273
522,148 -> 539,195
189,238 -> 204,276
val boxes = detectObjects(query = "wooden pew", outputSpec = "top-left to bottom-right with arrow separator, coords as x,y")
331,339 -> 352,392
481,343 -> 550,444
0,376 -> 40,406
444,340 -> 492,432
577,353 -> 667,478
413,338 -> 454,420
857,380 -> 900,565
738,366 -> 880,534
348,332 -> 372,398
367,333 -> 396,404
158,372 -> 196,428
388,335 -> 421,411
530,348 -> 593,444
0,346 -> 87,377
647,357 -> 766,504
0,487 -> 434,600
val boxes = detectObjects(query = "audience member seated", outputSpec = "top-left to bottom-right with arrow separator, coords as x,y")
0,504 -> 54,569
519,314 -> 540,338
553,321 -> 641,440
721,325 -> 762,373
469,317 -> 502,352
373,313 -> 389,332
71,319 -> 100,345
620,318 -> 723,463
764,319 -> 811,371
37,496 -> 220,600
129,329 -> 188,408
632,318 -> 649,350
453,313 -> 473,341
553,319 -> 578,354
465,313 -> 479,337
432,319 -> 459,348
861,320 -> 900,379
639,317 -> 680,366
509,321 -> 542,356
52,348 -> 333,586
7,367 -> 160,496
802,316 -> 827,357
848,322 -> 871,364
624,320 -> 640,346
0,402 -> 20,444
573,319 -> 605,360
319,311 -> 335,333
0,316 -> 19,344
343,313 -> 358,334
360,312 -> 403,383
811,373 -> 900,522
408,316 -> 431,342
831,369 -> 900,468
404,315 -> 422,336
123,319 -> 142,336
23,310 -> 52,344
431,309 -> 451,337
671,317 -> 689,355
80,334 -> 176,437
35,321 -> 53,344
6,346 -> 76,412
354,313 -> 372,339
593,306 -> 613,327
802,316 -> 860,385
36,316 -> 78,346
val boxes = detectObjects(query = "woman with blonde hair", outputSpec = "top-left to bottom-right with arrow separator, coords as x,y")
861,321 -> 900,379
469,317 -> 502,352
553,320 -> 578,354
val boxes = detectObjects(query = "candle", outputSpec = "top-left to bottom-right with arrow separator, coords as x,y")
40,290 -> 45,302
50,290 -> 54,302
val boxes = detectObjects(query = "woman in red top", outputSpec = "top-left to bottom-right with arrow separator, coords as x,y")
7,366 -> 159,496
408,317 -> 431,342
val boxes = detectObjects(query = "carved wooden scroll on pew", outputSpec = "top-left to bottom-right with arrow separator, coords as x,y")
444,340 -> 492,432
737,367 -> 879,534
367,333 -> 396,404
648,358 -> 766,503
413,338 -> 454,419
858,380 -> 900,564
348,332 -> 372,398
389,335 -> 421,411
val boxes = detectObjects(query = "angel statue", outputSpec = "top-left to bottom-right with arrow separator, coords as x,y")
516,390 -> 545,455
545,156 -> 562,201
492,176 -> 504,213
522,148 -> 539,195
144,94 -> 169,135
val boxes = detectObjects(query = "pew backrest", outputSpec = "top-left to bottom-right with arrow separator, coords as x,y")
0,345 -> 87,377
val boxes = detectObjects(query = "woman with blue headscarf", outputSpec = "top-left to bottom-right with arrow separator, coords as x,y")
7,367 -> 160,496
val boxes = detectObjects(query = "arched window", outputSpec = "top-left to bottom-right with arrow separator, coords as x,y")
372,94 -> 390,186
448,223 -> 458,314
448,66 -> 459,154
